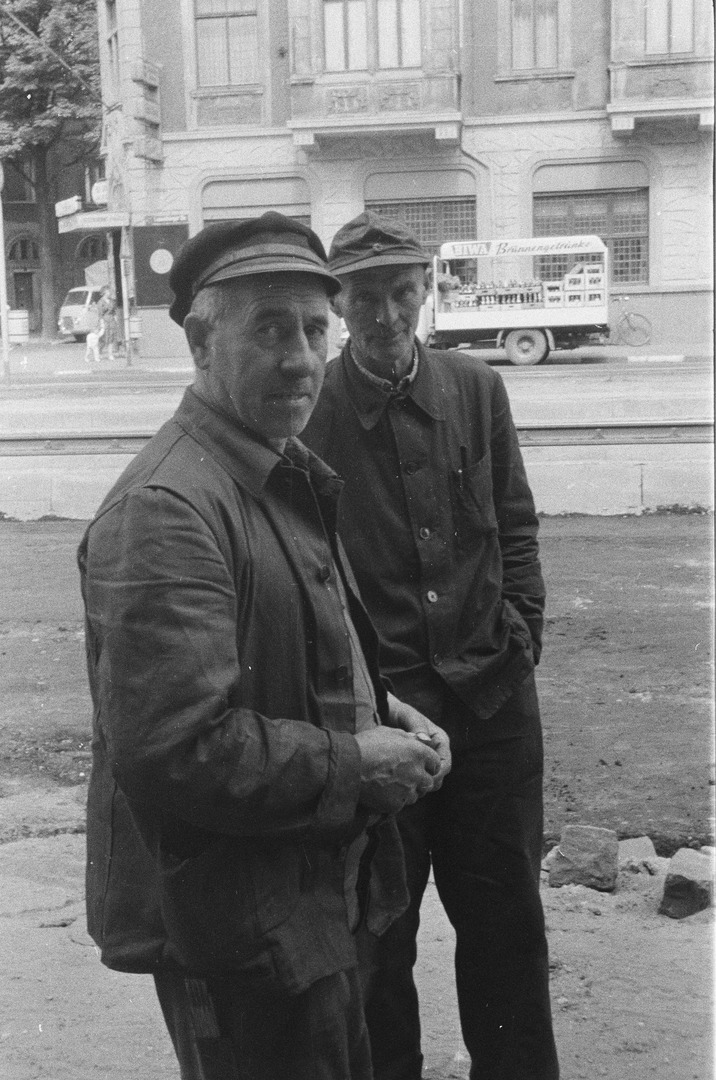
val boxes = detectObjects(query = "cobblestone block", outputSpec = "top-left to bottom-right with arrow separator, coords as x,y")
548,824 -> 619,891
658,848 -> 714,919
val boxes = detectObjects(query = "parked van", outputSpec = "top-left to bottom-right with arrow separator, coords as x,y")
58,287 -> 105,342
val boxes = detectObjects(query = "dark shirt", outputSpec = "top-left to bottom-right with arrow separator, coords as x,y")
302,342 -> 546,722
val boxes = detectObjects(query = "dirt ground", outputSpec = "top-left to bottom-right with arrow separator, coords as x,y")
0,514 -> 713,1079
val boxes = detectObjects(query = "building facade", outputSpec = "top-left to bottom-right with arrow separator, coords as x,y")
91,0 -> 713,356
2,153 -> 106,335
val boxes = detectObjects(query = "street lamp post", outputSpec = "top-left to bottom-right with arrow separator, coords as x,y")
0,163 -> 11,382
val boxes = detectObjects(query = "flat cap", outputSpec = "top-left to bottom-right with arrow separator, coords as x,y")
168,211 -> 341,325
328,211 -> 430,276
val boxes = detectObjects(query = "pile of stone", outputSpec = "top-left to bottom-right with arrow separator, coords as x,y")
543,824 -> 714,919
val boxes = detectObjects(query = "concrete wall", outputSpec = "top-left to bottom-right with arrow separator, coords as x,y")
1,441 -> 711,521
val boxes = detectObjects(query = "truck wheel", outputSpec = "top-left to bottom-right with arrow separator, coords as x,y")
504,329 -> 549,366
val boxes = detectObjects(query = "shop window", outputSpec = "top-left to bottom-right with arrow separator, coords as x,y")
323,0 -> 421,72
511,0 -> 559,69
646,0 -> 694,54
196,0 -> 259,87
533,189 -> 649,284
365,199 -> 477,256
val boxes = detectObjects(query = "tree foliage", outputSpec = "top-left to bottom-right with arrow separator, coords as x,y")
0,0 -> 102,162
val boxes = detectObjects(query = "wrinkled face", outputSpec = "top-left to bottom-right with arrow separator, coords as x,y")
186,273 -> 330,448
334,263 -> 428,378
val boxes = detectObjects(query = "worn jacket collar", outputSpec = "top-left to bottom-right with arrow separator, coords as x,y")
173,386 -> 341,502
339,341 -> 447,430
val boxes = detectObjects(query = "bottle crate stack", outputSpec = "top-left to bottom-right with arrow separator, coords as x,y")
438,262 -> 606,312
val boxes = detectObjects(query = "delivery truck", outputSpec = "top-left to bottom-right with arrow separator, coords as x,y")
430,235 -> 609,365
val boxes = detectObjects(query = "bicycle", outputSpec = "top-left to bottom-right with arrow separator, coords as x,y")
607,295 -> 652,347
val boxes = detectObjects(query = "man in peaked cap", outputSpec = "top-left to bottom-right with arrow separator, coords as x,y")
78,211 -> 450,1079
303,211 -> 559,1080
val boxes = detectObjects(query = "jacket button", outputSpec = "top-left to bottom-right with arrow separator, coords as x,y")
404,461 -> 419,475
419,527 -> 431,540
433,654 -> 442,666
426,590 -> 438,603
317,564 -> 331,582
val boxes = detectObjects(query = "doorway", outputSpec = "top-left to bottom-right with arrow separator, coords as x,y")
13,272 -> 39,332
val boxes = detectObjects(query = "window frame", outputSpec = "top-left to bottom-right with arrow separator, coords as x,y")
105,0 -> 120,100
645,0 -> 695,55
2,160 -> 36,204
8,234 -> 40,266
365,197 -> 477,257
322,0 -> 423,74
194,0 -> 261,89
497,0 -> 571,76
533,188 -> 650,286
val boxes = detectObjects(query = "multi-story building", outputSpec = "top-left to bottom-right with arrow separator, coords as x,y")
86,0 -> 713,355
2,153 -> 106,335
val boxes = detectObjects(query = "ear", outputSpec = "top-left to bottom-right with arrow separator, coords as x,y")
183,313 -> 212,369
329,292 -> 343,318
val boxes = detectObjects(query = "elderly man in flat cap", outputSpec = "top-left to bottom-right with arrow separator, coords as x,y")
78,212 -> 450,1080
303,212 -> 559,1080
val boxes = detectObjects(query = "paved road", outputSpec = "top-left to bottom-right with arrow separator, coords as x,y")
1,354 -> 712,436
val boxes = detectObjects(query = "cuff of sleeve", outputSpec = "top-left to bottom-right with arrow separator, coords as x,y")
314,730 -> 362,837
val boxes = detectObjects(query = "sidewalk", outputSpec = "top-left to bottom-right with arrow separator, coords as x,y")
0,337 -> 193,388
2,334 -> 708,390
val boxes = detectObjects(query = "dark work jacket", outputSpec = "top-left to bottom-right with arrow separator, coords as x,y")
78,388 -> 407,995
302,342 -> 546,725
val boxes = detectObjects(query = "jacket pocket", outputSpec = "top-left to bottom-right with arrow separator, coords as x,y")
158,838 -> 304,974
450,451 -> 498,551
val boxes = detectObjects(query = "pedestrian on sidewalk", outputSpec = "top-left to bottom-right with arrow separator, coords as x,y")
78,212 -> 450,1080
302,211 -> 560,1080
84,329 -> 102,365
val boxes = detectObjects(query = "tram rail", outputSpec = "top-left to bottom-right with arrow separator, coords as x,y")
0,419 -> 712,456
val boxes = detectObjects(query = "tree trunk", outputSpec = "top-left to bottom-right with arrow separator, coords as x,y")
34,146 -> 62,339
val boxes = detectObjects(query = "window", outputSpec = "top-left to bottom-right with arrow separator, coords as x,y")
196,0 -> 259,87
511,0 -> 558,69
77,235 -> 109,266
533,189 -> 649,284
106,1 -> 120,98
366,198 -> 477,256
8,236 -> 40,265
324,0 -> 368,71
323,0 -> 421,72
3,161 -> 35,203
377,0 -> 421,68
646,0 -> 694,54
84,161 -> 106,204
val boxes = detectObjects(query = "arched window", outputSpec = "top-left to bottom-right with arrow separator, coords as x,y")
8,235 -> 40,266
76,234 -> 108,266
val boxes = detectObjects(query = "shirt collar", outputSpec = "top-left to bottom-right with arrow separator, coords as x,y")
351,345 -> 420,395
341,340 -> 446,430
174,387 -> 340,498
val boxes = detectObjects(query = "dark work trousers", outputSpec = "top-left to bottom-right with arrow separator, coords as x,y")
363,673 -> 559,1080
154,965 -> 373,1080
